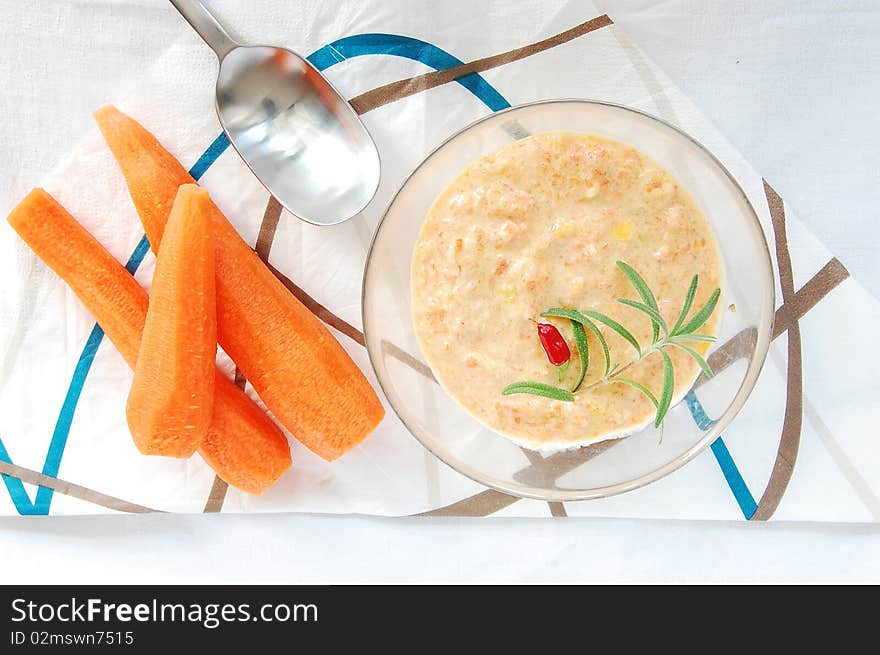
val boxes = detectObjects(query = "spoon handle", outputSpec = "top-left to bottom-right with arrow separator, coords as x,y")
169,0 -> 238,59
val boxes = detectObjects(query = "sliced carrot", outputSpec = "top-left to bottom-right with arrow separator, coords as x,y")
94,105 -> 385,461
7,190 -> 148,371
7,189 -> 291,494
126,184 -> 216,458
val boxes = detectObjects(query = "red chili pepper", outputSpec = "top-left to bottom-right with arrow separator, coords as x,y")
537,323 -> 571,366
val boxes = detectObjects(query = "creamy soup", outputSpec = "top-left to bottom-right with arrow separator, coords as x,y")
411,132 -> 722,450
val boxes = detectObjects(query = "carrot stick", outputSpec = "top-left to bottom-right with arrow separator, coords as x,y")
126,184 -> 216,458
94,105 -> 385,461
7,189 -> 291,494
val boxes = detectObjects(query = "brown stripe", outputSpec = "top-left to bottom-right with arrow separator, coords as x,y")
232,368 -> 247,389
202,475 -> 229,513
695,257 -> 850,387
380,340 -> 435,380
422,488 -> 520,517
0,460 -> 159,514
267,261 -> 366,347
417,438 -> 619,516
520,448 -> 567,516
513,438 -> 622,487
751,180 -> 804,521
204,196 -> 283,513
521,449 -> 544,465
349,15 -> 614,115
254,196 -> 284,258
772,258 -> 848,339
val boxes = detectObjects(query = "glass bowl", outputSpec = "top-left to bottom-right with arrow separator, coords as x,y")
362,100 -> 774,501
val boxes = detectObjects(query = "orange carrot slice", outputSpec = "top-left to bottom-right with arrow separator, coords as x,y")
126,184 -> 216,458
7,189 -> 291,494
94,105 -> 385,461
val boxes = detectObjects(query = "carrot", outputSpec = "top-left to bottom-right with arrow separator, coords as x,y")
126,184 -> 216,458
7,189 -> 291,494
94,105 -> 385,461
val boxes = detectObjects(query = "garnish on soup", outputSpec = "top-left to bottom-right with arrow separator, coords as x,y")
503,260 -> 720,429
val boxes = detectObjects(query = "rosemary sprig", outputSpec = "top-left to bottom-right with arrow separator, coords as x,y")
502,261 -> 721,430
611,261 -> 719,426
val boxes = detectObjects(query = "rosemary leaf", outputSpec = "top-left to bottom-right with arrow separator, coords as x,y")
617,261 -> 660,343
578,309 -> 642,358
668,341 -> 714,378
616,298 -> 669,338
570,320 -> 589,392
671,274 -> 699,334
581,317 -> 611,377
675,288 -> 721,336
613,377 -> 659,408
655,349 -> 675,427
502,381 -> 574,402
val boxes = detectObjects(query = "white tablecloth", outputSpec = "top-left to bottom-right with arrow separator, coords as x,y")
1,0 -> 877,582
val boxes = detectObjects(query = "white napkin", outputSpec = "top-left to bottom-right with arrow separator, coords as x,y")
1,0 -> 876,521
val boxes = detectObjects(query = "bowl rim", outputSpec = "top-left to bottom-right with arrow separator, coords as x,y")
361,98 -> 776,502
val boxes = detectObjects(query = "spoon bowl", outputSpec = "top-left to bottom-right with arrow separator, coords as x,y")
171,1 -> 380,226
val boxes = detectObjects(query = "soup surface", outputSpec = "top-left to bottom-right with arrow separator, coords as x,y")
411,132 -> 722,449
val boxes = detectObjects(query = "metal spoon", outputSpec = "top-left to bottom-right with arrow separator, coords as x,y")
169,0 -> 380,226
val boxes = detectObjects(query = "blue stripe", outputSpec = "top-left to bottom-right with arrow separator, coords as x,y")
31,324 -> 105,513
189,133 -> 232,180
0,34 -> 513,515
685,391 -> 757,519
0,437 -> 36,514
307,34 -> 510,111
124,235 -> 153,274
710,439 -> 758,519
